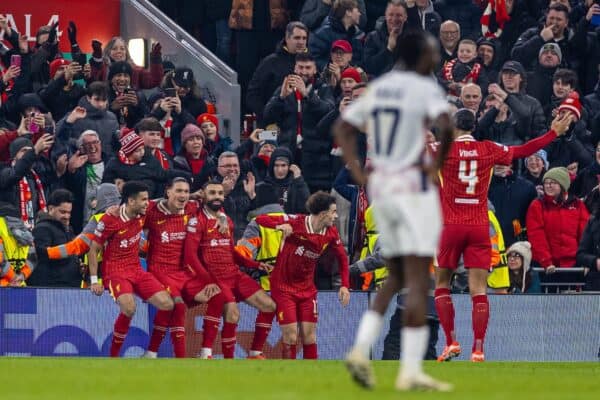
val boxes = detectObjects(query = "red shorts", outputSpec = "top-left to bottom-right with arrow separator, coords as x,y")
104,269 -> 165,301
271,290 -> 318,325
218,272 -> 262,303
152,269 -> 210,307
437,224 -> 491,270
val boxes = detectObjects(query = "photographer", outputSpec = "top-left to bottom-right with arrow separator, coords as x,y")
63,130 -> 108,234
148,88 -> 196,155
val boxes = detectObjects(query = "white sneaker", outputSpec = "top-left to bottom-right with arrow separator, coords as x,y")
395,373 -> 453,392
141,351 -> 157,359
345,348 -> 375,390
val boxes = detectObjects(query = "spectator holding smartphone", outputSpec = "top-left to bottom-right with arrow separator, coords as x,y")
39,58 -> 86,121
107,62 -> 145,128
148,86 -> 196,155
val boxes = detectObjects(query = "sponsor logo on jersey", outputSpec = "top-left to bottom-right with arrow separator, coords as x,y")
161,231 -> 186,243
294,245 -> 320,259
209,238 -> 230,247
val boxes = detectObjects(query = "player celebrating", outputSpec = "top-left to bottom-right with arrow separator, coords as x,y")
184,181 -> 276,359
88,181 -> 174,357
255,191 -> 350,359
143,177 -> 227,358
335,31 -> 454,391
434,109 -> 573,363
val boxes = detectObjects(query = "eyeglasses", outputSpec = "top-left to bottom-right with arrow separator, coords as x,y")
83,140 -> 100,146
507,253 -> 522,259
441,31 -> 459,36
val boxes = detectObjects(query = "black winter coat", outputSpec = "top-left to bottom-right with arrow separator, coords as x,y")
476,108 -> 527,146
173,151 -> 215,192
308,16 -> 365,71
571,161 -> 600,199
526,65 -> 558,109
545,122 -> 594,169
489,174 -> 538,246
217,175 -> 256,241
29,214 -> 81,287
246,42 -> 297,125
362,18 -> 406,78
575,216 -> 600,291
38,76 -> 86,122
504,91 -> 547,139
263,80 -> 334,164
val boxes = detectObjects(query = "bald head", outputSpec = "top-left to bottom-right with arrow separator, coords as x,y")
460,83 -> 482,113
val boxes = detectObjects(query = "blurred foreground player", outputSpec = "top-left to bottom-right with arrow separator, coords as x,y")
335,31 -> 454,391
88,181 -> 174,357
255,191 -> 350,359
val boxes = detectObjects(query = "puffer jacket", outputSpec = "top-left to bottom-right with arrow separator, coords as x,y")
229,0 -> 289,30
526,194 -> 589,269
56,96 -> 120,157
309,16 -> 365,71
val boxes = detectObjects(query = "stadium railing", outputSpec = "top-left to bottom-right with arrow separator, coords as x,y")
531,267 -> 586,293
120,0 -> 241,143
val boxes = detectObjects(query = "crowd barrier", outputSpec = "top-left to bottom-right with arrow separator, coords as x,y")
1,288 -> 599,360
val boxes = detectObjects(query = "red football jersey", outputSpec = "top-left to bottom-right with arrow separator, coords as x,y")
255,214 -> 349,295
439,135 -> 512,225
183,207 -> 259,283
144,200 -> 199,274
93,205 -> 145,276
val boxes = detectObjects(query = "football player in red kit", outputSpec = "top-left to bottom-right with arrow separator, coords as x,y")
434,109 -> 573,363
143,178 -> 228,358
255,191 -> 350,359
88,181 -> 174,357
184,181 -> 276,359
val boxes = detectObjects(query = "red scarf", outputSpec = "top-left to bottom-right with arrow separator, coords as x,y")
481,0 -> 511,39
19,170 -> 47,229
161,118 -> 174,156
442,59 -> 482,96
353,187 -> 369,258
187,152 -> 206,175
153,148 -> 169,170
118,150 -> 138,165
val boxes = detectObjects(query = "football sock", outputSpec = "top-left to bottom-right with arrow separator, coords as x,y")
282,343 -> 297,359
170,303 -> 187,358
471,294 -> 489,353
400,326 -> 429,378
202,298 -> 223,350
147,310 -> 171,353
110,313 -> 132,357
303,343 -> 317,359
251,311 -> 275,354
221,322 -> 237,359
353,310 -> 383,358
434,288 -> 456,346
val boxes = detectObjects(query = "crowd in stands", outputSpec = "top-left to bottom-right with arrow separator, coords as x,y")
2,0 -> 600,293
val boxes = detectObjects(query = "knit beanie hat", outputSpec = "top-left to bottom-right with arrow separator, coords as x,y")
9,137 -> 34,159
181,123 -> 205,145
507,241 -> 533,292
119,131 -> 145,156
558,91 -> 582,120
108,61 -> 133,81
49,58 -> 70,79
525,149 -> 549,170
539,43 -> 563,64
341,67 -> 362,83
196,113 -> 219,132
543,167 -> 570,191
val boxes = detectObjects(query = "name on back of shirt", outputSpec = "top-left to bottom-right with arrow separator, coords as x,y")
376,88 -> 404,99
460,149 -> 479,157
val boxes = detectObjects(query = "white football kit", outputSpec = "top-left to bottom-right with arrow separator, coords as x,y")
342,71 -> 449,257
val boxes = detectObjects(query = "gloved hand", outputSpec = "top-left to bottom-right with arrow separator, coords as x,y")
150,42 -> 162,63
92,40 -> 103,59
67,21 -> 78,47
47,22 -> 59,44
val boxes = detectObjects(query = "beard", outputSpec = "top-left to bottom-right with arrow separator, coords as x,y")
206,199 -> 222,212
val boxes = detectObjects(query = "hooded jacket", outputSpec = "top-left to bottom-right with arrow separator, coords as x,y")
526,193 -> 589,269
29,213 -> 81,287
56,96 -> 120,157
255,147 -> 310,214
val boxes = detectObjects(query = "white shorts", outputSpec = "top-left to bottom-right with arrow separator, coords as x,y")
368,169 -> 442,258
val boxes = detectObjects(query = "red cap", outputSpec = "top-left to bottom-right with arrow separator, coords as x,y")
49,58 -> 70,79
196,113 -> 219,132
558,91 -> 582,120
331,40 -> 352,53
341,67 -> 362,83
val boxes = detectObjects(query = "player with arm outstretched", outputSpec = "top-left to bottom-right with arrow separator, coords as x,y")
335,31 -> 454,392
142,177 -> 226,358
183,181 -> 276,359
255,191 -> 350,359
433,108 -> 573,363
88,181 -> 174,357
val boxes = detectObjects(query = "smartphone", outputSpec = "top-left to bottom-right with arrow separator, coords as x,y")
123,87 -> 131,94
10,54 -> 21,68
258,130 -> 278,141
28,112 -> 40,134
592,13 -> 600,27
165,88 -> 177,98
73,53 -> 87,80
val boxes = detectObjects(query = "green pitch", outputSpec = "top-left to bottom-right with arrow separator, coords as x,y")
1,358 -> 598,400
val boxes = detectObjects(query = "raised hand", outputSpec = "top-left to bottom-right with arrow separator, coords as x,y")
551,112 -> 574,136
67,21 -> 78,46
